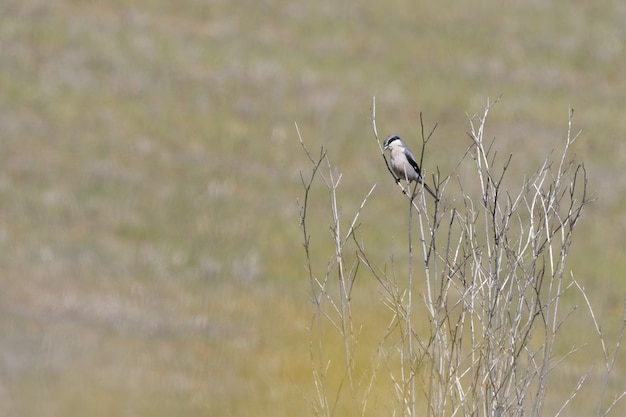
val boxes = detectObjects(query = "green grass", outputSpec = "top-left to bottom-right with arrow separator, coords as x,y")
1,0 -> 625,415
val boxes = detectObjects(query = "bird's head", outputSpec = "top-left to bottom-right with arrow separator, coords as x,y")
383,134 -> 403,151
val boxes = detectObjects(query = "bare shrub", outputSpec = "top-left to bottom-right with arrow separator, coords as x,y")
297,99 -> 625,417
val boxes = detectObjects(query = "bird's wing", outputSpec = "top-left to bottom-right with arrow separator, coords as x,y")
404,146 -> 438,200
404,148 -> 422,177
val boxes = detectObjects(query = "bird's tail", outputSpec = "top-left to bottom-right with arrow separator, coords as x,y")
420,180 -> 438,201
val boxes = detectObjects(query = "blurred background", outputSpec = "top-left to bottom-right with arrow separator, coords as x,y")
1,0 -> 625,415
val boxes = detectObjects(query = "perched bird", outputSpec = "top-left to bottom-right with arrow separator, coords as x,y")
383,134 -> 437,200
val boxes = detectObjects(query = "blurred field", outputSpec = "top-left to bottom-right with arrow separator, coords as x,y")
1,0 -> 626,415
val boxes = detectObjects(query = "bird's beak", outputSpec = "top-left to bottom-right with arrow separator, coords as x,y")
383,144 -> 389,151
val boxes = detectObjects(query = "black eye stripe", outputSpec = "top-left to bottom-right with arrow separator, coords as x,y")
384,134 -> 401,147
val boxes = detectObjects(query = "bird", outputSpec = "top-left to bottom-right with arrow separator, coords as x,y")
383,134 -> 438,200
